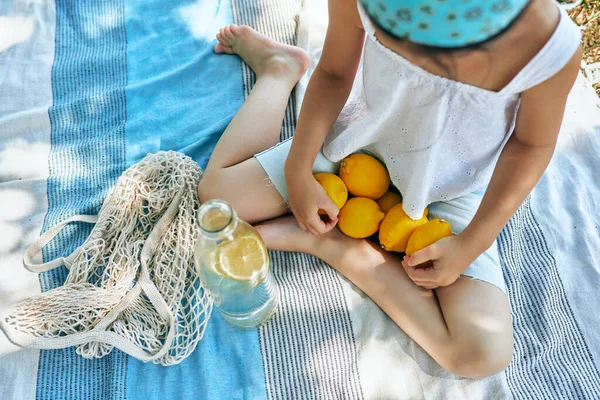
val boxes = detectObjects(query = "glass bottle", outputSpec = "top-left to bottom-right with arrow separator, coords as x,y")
194,199 -> 278,329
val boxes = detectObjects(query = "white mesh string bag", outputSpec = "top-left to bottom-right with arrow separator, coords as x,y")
0,151 -> 212,365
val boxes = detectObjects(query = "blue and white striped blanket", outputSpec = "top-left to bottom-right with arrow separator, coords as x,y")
0,0 -> 599,398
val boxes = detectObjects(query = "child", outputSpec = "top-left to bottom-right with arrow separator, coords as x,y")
198,0 -> 581,378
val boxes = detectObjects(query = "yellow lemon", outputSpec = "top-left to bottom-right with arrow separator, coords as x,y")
213,234 -> 269,283
376,191 -> 402,214
406,219 -> 453,256
338,197 -> 385,239
314,173 -> 348,215
379,204 -> 428,252
339,154 -> 390,199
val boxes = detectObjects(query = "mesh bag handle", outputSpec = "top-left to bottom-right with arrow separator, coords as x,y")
23,214 -> 99,272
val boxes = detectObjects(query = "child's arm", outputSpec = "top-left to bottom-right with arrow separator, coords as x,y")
462,47 -> 582,253
285,0 -> 365,234
403,46 -> 582,289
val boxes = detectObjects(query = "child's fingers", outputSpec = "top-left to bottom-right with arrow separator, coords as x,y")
305,215 -> 324,235
404,244 -> 440,267
322,217 -> 339,232
405,264 -> 438,288
319,199 -> 339,222
311,214 -> 336,235
419,283 -> 439,290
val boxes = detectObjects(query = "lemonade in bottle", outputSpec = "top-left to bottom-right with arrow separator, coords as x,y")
194,199 -> 278,329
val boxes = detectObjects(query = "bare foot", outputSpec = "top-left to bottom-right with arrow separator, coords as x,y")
255,216 -> 317,252
215,24 -> 310,83
256,216 -> 385,269
255,215 -> 349,253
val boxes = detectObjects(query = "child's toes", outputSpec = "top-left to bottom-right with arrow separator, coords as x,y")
224,25 -> 235,39
214,42 -> 233,54
228,24 -> 240,36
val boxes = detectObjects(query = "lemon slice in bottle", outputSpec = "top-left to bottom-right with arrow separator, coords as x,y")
213,235 -> 269,282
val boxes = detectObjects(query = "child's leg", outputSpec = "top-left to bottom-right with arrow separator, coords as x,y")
256,217 -> 512,379
198,25 -> 310,223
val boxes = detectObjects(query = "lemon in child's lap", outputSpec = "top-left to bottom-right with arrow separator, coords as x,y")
379,204 -> 428,252
377,191 -> 402,214
338,197 -> 385,239
339,154 -> 390,200
406,219 -> 453,256
314,173 -> 348,215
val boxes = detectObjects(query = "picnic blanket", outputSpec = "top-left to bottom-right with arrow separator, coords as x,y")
1,0 -> 599,399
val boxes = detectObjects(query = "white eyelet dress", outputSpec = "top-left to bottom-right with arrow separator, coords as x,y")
323,2 -> 581,220
254,1 -> 581,293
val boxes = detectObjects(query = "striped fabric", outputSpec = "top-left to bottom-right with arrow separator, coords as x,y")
231,1 -> 364,398
38,0 -> 129,398
261,252 -> 364,399
498,196 -> 600,399
6,0 -> 597,398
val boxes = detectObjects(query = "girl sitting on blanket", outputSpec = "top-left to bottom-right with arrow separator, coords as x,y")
198,0 -> 581,378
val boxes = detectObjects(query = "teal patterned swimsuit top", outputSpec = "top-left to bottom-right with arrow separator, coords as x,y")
359,0 -> 530,48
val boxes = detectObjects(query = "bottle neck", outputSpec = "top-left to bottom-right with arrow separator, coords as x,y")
197,199 -> 238,240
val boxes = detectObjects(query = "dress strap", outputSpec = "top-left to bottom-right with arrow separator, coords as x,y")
499,7 -> 581,95
356,1 -> 377,36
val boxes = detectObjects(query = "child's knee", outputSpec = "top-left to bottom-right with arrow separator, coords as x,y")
442,335 -> 513,379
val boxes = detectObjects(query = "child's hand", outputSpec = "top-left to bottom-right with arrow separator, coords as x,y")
287,172 -> 339,235
401,235 -> 478,290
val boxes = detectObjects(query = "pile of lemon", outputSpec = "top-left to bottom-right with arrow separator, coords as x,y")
316,154 -> 452,255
